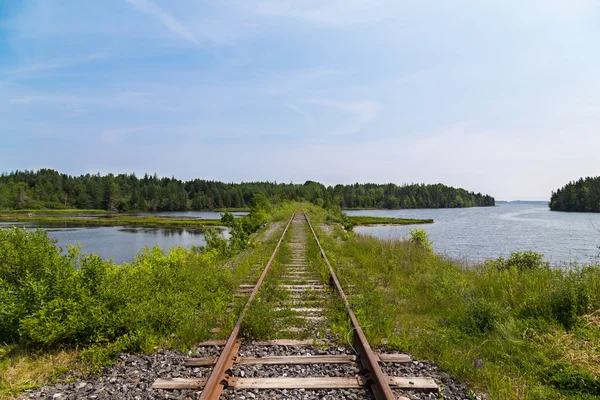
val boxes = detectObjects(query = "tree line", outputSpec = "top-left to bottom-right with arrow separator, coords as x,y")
549,176 -> 600,212
0,169 -> 495,211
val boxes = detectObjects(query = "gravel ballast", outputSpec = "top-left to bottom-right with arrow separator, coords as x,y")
18,345 -> 479,400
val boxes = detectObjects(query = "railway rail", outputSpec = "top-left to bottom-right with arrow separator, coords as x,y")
152,212 -> 439,399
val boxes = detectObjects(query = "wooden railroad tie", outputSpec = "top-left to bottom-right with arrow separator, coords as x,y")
153,376 -> 438,391
195,339 -> 329,347
180,351 -> 412,366
185,354 -> 357,366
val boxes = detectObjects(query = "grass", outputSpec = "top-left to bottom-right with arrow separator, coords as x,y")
213,207 -> 251,212
0,346 -> 78,398
0,208 -> 290,399
310,206 -> 600,399
345,215 -> 433,227
241,206 -> 338,341
2,208 -> 250,214
0,215 -> 224,228
2,209 -> 109,214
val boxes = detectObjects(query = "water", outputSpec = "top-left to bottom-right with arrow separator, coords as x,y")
347,204 -> 600,265
27,211 -> 248,219
124,211 -> 248,219
0,222 -> 226,264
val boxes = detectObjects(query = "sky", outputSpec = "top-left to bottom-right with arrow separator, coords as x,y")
1,1 -> 599,200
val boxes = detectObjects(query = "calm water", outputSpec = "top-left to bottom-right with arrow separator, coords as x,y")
125,211 -> 248,219
347,204 -> 600,265
30,211 -> 248,219
0,222 -> 226,264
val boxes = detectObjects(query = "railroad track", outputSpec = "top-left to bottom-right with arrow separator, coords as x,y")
152,212 -> 439,399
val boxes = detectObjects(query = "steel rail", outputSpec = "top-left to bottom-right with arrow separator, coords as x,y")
199,213 -> 296,400
304,212 -> 396,400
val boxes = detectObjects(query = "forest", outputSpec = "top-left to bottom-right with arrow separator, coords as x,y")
549,176 -> 600,212
0,169 -> 495,211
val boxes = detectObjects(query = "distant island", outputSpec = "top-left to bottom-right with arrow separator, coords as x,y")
549,176 -> 600,212
0,169 -> 494,212
496,200 -> 548,204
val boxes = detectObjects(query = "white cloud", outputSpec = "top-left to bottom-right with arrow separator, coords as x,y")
264,68 -> 338,96
301,99 -> 382,135
125,0 -> 199,45
238,0 -> 391,27
287,104 -> 313,123
22,52 -> 110,72
101,127 -> 146,145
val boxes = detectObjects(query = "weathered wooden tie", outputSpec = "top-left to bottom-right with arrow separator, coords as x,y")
153,376 -> 437,391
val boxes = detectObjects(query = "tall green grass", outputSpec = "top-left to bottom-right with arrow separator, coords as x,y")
0,205 -> 289,373
316,220 -> 600,399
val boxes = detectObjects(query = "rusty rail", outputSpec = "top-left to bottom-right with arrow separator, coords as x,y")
198,213 -> 295,400
304,212 -> 396,400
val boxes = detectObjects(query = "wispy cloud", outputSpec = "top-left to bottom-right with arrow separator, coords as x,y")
8,91 -> 153,119
287,104 -> 313,123
264,68 -> 338,96
302,99 -> 382,135
238,0 -> 390,27
10,95 -> 74,104
125,0 -> 199,45
0,52 -> 110,75
101,126 -> 146,145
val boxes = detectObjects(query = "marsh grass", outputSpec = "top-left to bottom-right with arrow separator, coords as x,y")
345,216 -> 433,229
0,215 -> 224,228
2,209 -> 109,214
315,216 -> 600,399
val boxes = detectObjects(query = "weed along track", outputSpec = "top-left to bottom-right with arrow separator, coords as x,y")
152,212 -> 439,399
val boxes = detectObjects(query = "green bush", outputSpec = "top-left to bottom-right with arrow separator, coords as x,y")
0,227 -> 233,350
408,228 -> 433,253
487,250 -> 550,272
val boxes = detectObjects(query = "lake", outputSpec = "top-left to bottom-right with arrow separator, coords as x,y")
0,222 -> 227,264
27,211 -> 248,219
347,203 -> 600,265
124,211 -> 248,219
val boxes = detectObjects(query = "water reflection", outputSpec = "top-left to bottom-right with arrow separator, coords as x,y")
0,222 -> 227,264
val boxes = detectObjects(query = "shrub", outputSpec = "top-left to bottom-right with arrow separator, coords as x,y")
0,227 -> 234,350
488,250 -> 549,272
408,228 -> 433,253
0,227 -> 74,343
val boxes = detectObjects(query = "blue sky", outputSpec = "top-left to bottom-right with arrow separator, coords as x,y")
1,0 -> 599,200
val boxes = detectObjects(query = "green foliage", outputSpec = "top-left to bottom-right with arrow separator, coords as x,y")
456,298 -> 502,334
550,176 -> 600,212
241,298 -> 278,340
0,228 -> 74,342
203,196 -> 278,257
544,363 -> 600,396
318,219 -> 600,399
0,227 -> 233,351
340,216 -> 433,231
332,182 -> 495,209
0,214 -> 224,228
486,250 -> 550,272
408,228 -> 433,253
0,168 -> 495,212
